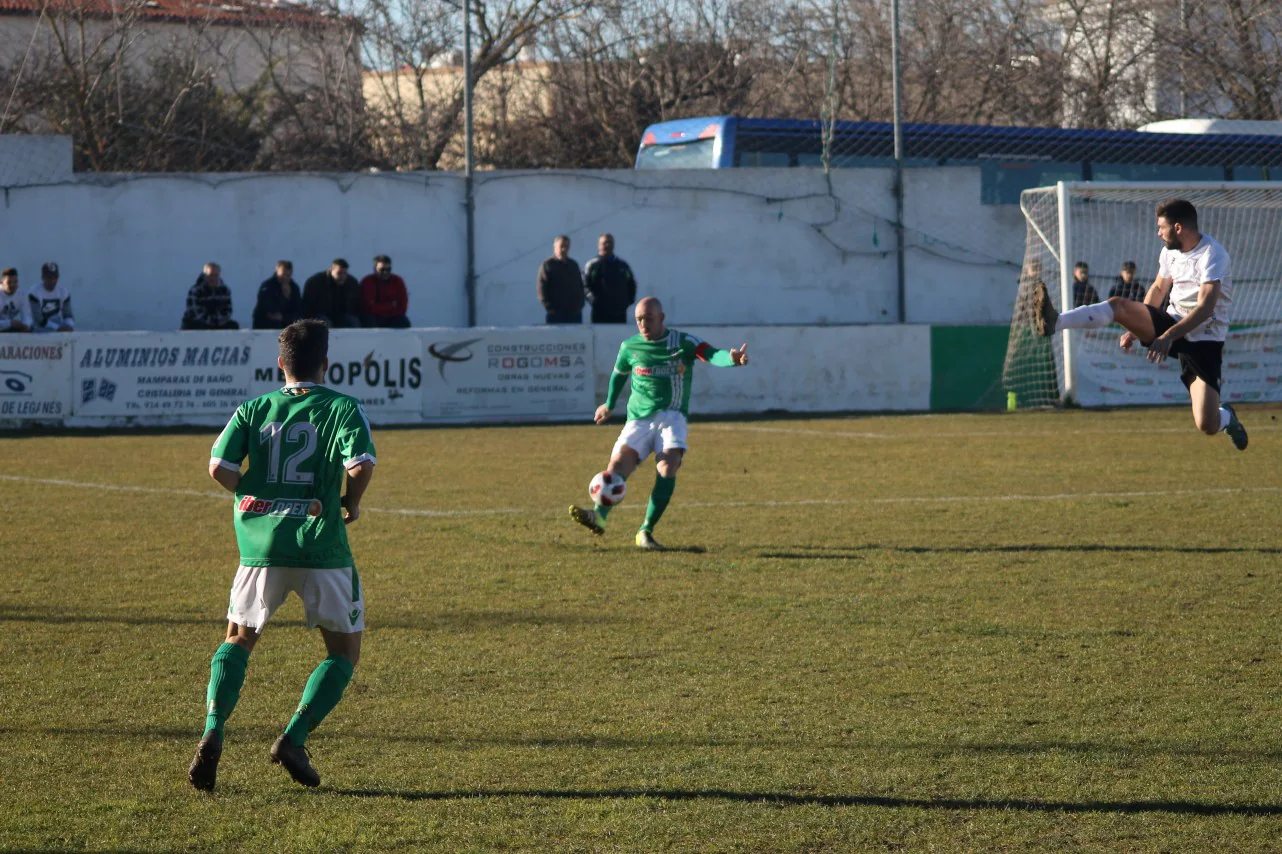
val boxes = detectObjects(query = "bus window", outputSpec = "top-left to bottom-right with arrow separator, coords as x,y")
635,139 -> 718,169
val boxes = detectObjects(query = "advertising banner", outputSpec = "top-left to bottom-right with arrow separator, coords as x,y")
1074,326 -> 1282,407
0,338 -> 73,421
72,332 -> 253,419
249,330 -> 423,422
421,327 -> 594,420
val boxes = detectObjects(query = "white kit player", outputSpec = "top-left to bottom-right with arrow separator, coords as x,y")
1032,198 -> 1247,449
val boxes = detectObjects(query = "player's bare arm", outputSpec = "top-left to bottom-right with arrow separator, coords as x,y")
209,461 -> 241,493
341,461 -> 374,524
595,403 -> 612,424
1147,280 -> 1220,363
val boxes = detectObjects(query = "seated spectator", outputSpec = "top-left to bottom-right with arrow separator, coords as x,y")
253,260 -> 303,329
538,235 -> 584,324
181,262 -> 239,330
1108,260 -> 1146,302
29,261 -> 74,333
359,254 -> 410,328
1071,261 -> 1099,308
0,267 -> 31,332
302,258 -> 362,328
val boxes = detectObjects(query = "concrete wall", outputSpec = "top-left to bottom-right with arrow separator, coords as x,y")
0,167 -> 1027,332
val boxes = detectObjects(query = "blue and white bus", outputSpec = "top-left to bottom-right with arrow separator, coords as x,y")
635,116 -> 1282,204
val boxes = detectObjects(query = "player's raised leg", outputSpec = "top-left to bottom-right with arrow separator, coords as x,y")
1034,282 -> 1157,342
189,623 -> 258,792
571,445 -> 640,535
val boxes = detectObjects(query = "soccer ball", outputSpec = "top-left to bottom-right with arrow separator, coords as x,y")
588,471 -> 627,506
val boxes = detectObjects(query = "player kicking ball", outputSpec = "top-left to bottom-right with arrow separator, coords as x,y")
1032,197 -> 1247,449
189,319 -> 377,792
570,296 -> 748,549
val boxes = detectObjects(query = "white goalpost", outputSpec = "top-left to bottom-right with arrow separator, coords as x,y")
1005,181 -> 1282,408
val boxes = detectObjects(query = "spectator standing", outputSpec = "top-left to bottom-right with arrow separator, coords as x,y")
1,268 -> 31,332
253,260 -> 303,329
182,263 -> 239,330
583,233 -> 637,324
302,259 -> 362,328
537,235 -> 585,324
1109,261 -> 1147,302
1071,261 -> 1100,308
29,262 -> 74,333
359,255 -> 411,328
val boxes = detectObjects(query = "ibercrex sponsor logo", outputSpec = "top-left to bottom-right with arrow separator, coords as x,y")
237,496 -> 323,518
1227,362 -> 1259,370
1091,361 -> 1118,371
1123,377 -> 1154,386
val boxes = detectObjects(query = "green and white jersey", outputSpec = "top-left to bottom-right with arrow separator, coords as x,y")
211,382 -> 376,569
612,329 -> 719,420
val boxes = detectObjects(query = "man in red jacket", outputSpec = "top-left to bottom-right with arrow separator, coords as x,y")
359,255 -> 411,328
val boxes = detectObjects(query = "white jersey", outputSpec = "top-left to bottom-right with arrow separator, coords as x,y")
27,283 -> 74,331
0,289 -> 31,329
1157,234 -> 1231,342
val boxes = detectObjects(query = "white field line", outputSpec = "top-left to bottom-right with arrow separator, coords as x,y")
706,423 -> 1282,440
3,474 -> 1279,518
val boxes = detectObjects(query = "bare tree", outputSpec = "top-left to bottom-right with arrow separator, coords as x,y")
1171,0 -> 1282,120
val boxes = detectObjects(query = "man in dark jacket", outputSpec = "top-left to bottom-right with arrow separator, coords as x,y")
583,233 -> 636,324
302,259 -> 362,328
253,260 -> 303,329
537,235 -> 584,324
182,263 -> 238,330
1108,261 -> 1147,302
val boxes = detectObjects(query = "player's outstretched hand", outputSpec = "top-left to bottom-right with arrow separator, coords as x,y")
731,343 -> 749,366
341,496 -> 360,525
1119,331 -> 1136,353
1147,334 -> 1172,364
594,404 -> 611,425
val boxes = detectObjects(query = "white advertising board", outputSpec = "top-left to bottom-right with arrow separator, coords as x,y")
71,332 -> 254,420
0,338 -> 73,422
1073,326 -> 1282,408
249,330 -> 424,423
421,327 -> 595,421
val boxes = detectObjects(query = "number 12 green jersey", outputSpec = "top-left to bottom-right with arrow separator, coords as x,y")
211,382 -> 376,568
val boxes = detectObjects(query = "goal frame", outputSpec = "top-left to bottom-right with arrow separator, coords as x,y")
1023,180 -> 1282,404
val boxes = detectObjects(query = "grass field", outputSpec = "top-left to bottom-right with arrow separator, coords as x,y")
4,408 -> 1282,852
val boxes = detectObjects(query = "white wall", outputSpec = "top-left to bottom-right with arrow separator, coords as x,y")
0,167 -> 1027,331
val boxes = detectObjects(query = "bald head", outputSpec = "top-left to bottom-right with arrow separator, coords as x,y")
634,296 -> 665,340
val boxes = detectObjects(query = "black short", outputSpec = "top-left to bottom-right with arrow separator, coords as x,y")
1143,305 -> 1223,392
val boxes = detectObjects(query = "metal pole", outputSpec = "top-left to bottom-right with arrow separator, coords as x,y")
1178,0 -> 1188,116
1056,182 -> 1076,404
463,0 -> 477,327
891,0 -> 906,323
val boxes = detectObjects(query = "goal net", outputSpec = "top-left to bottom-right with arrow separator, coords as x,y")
1004,182 -> 1282,408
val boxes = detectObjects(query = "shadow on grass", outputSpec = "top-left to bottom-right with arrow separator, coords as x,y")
6,724 -> 1281,763
330,786 -> 1282,816
0,607 -> 626,631
759,544 -> 1282,559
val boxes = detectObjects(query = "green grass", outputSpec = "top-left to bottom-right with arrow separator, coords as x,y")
4,408 -> 1282,851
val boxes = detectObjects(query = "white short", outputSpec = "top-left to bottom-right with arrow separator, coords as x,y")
612,410 -> 689,462
228,565 -> 365,634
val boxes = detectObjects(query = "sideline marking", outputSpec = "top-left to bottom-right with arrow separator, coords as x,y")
3,475 -> 1278,517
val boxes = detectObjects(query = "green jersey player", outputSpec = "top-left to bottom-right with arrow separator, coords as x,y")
570,296 -> 748,549
189,319 -> 376,792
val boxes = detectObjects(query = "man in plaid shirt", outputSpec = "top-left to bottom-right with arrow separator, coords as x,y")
182,262 -> 239,330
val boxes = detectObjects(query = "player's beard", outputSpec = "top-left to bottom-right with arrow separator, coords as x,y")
1162,235 -> 1181,250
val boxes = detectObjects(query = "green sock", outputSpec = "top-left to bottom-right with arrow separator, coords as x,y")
642,474 -> 677,532
594,503 -> 612,526
283,655 -> 355,747
203,642 -> 250,739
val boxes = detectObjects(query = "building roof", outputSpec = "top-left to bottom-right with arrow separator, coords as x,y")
0,0 -> 346,28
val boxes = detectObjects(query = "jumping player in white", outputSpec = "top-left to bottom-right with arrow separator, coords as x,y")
1033,198 -> 1247,449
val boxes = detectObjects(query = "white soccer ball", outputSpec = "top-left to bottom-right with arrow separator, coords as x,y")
588,471 -> 627,507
